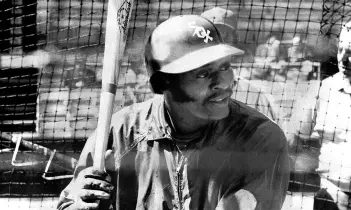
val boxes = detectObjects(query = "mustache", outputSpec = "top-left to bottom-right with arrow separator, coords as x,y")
206,88 -> 233,101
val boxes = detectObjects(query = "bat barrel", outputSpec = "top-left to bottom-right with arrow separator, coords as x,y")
94,0 -> 134,170
93,90 -> 116,169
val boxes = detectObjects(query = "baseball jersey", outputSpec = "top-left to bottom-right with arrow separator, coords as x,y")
57,95 -> 289,210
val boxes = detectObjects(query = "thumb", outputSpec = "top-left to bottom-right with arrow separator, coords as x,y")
105,149 -> 115,171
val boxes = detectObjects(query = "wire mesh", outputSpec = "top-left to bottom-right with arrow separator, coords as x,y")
0,0 -> 350,209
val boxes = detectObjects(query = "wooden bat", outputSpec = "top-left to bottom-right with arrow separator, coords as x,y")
94,0 -> 134,170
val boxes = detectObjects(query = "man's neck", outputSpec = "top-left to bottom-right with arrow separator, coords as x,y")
164,100 -> 209,136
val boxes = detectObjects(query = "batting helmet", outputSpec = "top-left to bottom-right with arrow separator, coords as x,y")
144,15 -> 244,93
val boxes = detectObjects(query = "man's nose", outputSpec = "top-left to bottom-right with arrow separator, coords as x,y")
211,70 -> 233,90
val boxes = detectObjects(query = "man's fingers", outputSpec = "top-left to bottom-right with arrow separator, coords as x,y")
68,199 -> 100,210
79,189 -> 111,200
82,177 -> 114,192
84,174 -> 112,183
83,167 -> 110,180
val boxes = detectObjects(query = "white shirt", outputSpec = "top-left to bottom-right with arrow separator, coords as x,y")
311,73 -> 351,192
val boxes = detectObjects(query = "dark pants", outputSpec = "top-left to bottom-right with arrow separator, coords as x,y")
314,188 -> 351,210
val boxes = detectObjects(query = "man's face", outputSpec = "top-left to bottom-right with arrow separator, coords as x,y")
337,30 -> 351,82
167,56 -> 234,121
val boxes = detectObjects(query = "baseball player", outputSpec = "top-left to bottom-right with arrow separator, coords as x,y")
57,15 -> 289,210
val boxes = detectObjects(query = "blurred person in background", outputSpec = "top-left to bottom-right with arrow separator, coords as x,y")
201,7 -> 239,47
201,7 -> 254,63
125,30 -> 153,102
286,35 -> 317,81
202,7 -> 278,121
289,21 -> 351,210
129,57 -> 152,102
119,64 -> 137,106
288,36 -> 304,63
254,35 -> 288,81
63,61 -> 96,89
255,35 -> 281,63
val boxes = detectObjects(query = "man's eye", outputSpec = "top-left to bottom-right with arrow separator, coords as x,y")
197,71 -> 210,78
220,65 -> 231,71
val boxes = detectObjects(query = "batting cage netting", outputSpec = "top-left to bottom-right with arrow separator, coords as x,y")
0,0 -> 350,209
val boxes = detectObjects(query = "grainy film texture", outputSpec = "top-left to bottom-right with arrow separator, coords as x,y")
0,0 -> 350,209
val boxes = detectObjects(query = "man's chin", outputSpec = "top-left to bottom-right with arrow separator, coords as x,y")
207,106 -> 230,121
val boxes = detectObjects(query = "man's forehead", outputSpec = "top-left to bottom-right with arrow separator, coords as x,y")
191,56 -> 231,71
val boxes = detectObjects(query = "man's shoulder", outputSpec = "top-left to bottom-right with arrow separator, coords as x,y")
107,95 -> 163,156
228,99 -> 275,127
110,95 -> 162,130
225,100 -> 285,150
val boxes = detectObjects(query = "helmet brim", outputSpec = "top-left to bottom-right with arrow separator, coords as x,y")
159,44 -> 244,74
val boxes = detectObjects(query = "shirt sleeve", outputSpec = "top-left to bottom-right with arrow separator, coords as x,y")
217,122 -> 290,210
246,123 -> 290,210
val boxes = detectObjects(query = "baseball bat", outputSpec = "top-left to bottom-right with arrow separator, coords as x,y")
94,0 -> 134,170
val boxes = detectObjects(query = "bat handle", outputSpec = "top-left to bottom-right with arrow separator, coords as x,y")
94,90 -> 116,170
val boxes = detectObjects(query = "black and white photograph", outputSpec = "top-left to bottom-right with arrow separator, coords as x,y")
0,0 -> 350,209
